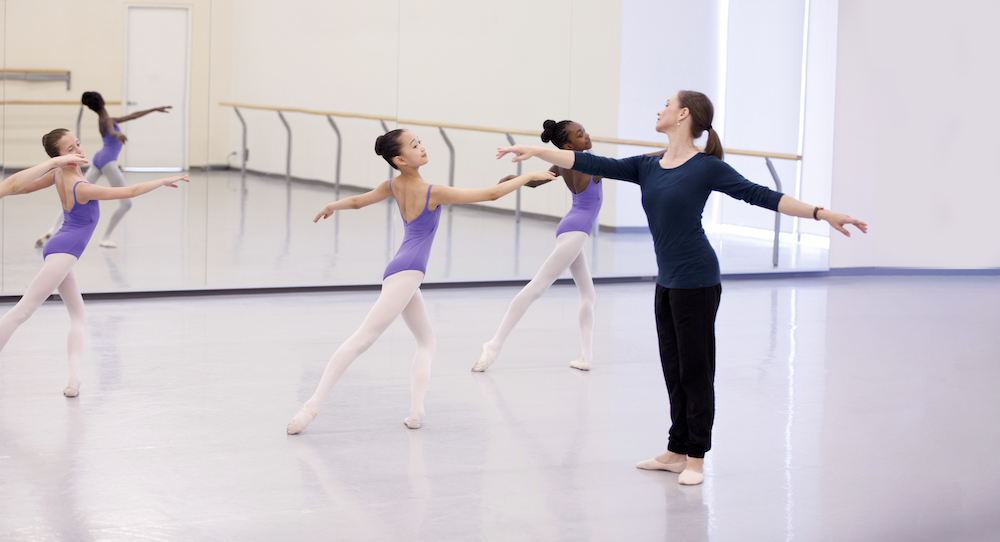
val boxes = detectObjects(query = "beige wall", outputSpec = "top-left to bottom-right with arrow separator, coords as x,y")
225,0 -> 622,226
1,0 -> 232,168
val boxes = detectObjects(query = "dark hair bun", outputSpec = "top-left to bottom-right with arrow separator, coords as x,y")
81,91 -> 104,112
374,134 -> 385,156
540,119 -> 557,143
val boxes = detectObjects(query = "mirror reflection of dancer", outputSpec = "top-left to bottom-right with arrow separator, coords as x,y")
35,91 -> 172,249
473,119 -> 601,373
0,129 -> 188,397
497,90 -> 867,486
287,129 -> 555,434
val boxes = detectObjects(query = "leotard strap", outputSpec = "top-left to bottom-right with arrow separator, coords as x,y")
72,180 -> 87,207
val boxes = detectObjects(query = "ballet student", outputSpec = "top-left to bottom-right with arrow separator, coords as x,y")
497,90 -> 867,485
473,119 -> 601,373
286,129 -> 554,434
0,129 -> 188,397
36,91 -> 172,249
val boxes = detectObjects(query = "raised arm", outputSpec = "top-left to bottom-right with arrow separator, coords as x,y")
777,196 -> 867,237
76,175 -> 188,202
114,106 -> 171,124
0,154 -> 87,198
313,180 -> 393,222
498,164 -> 560,189
432,170 -> 556,206
496,145 -> 576,169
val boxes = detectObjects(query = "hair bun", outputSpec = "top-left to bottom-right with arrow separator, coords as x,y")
81,91 -> 104,112
374,134 -> 385,156
540,119 -> 557,143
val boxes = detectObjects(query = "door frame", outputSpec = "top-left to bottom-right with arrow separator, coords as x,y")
122,4 -> 191,171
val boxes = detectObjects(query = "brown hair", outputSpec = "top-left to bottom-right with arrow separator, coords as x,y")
42,128 -> 71,158
677,90 -> 723,160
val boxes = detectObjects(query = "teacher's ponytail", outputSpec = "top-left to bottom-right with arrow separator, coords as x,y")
677,90 -> 724,160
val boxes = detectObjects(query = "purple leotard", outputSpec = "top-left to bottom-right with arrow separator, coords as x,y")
555,168 -> 603,237
42,181 -> 100,259
92,120 -> 123,170
383,184 -> 442,280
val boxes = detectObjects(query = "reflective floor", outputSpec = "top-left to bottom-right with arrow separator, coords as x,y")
1,170 -> 827,294
1,276 -> 998,541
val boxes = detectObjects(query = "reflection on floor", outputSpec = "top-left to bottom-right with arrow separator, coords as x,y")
1,169 -> 827,294
1,276 -> 998,540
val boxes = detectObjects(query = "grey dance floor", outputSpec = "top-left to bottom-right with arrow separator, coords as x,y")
1,275 -> 999,541
0,169 -> 827,295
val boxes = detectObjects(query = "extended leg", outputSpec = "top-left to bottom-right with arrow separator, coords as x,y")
0,254 -> 77,380
400,289 -> 435,428
287,270 -> 423,434
99,162 -> 132,247
474,231 -> 588,371
56,269 -> 87,397
567,247 -> 595,370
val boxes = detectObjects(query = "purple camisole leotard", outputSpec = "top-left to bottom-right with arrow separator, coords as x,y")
383,183 -> 442,280
42,181 -> 100,259
554,168 -> 603,237
92,120 -> 123,170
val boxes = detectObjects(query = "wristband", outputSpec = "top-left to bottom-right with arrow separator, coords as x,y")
813,206 -> 824,220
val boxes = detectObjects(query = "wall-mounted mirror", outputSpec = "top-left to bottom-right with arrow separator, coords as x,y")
1,0 -> 213,294
2,0 -> 834,296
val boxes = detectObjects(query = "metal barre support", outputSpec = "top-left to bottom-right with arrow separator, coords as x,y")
764,157 -> 783,267
76,106 -> 84,140
326,116 -> 342,199
379,120 -> 393,181
233,107 -> 247,180
439,127 -> 455,188
277,111 -> 291,184
505,134 -> 522,223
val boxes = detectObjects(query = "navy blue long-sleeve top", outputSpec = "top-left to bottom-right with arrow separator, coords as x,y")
573,151 -> 783,289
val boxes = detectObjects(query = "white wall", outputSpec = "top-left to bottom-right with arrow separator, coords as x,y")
615,0 -> 726,229
721,0 -> 806,232
829,0 -> 1000,269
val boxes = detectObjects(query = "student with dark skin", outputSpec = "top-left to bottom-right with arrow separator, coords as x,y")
37,91 -> 171,249
473,120 -> 604,373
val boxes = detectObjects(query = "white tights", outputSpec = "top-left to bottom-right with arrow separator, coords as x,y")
47,162 -> 131,241
485,231 -> 595,368
302,270 -> 435,425
0,253 -> 86,391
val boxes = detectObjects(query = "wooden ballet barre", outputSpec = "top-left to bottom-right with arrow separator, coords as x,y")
219,101 -> 394,122
0,100 -> 122,106
1,69 -> 73,90
219,101 -> 800,161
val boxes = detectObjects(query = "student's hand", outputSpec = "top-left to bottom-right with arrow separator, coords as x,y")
497,145 -> 540,163
117,133 -> 129,144
159,175 -> 189,188
497,174 -> 518,184
154,106 -> 172,113
52,154 -> 88,168
821,210 -> 867,237
314,203 -> 335,222
526,170 -> 557,182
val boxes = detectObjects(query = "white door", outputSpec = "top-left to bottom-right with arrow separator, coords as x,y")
122,6 -> 189,171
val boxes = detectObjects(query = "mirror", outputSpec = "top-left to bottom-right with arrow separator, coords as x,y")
1,0 -> 213,294
1,0 -> 830,296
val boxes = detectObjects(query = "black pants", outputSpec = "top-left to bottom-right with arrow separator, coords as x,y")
654,283 -> 722,459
